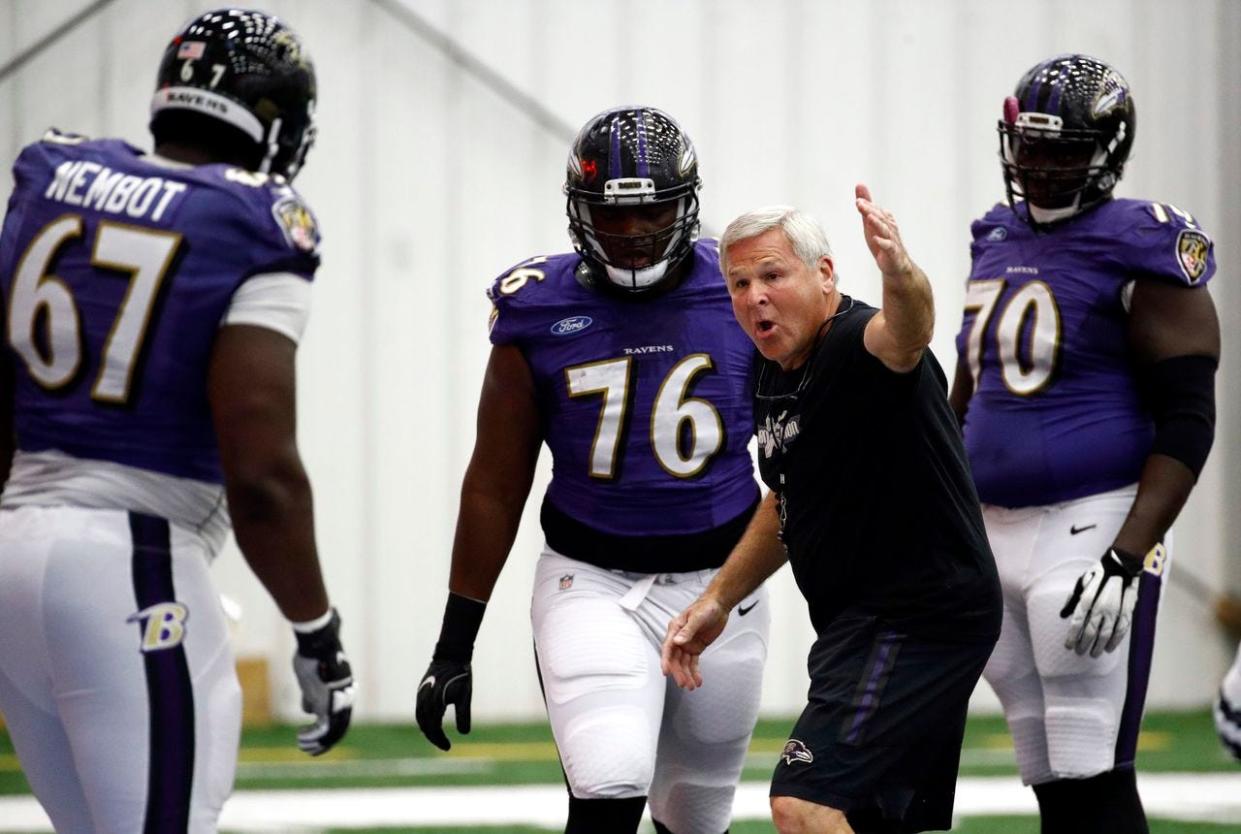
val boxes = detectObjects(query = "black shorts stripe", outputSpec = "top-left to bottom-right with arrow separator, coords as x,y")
1115,569 -> 1162,769
129,512 -> 195,834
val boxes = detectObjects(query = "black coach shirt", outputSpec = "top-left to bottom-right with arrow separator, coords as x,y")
754,297 -> 1001,639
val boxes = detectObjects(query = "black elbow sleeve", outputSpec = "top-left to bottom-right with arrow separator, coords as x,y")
1139,354 -> 1217,478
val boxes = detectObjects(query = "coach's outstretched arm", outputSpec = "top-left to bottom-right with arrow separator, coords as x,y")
662,492 -> 786,690
209,324 -> 354,756
416,344 -> 543,750
856,183 -> 935,374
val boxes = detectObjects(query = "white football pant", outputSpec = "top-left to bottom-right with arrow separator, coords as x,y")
0,506 -> 241,833
532,548 -> 770,834
981,484 -> 1168,785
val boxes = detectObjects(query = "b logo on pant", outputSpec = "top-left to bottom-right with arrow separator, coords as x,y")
128,603 -> 190,652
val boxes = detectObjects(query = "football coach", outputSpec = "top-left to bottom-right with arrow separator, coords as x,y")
662,187 -> 1002,834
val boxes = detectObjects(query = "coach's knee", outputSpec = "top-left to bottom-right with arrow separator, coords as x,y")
770,796 -> 853,834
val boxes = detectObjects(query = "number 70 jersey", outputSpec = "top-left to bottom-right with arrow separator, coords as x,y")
487,241 -> 758,537
955,198 -> 1215,508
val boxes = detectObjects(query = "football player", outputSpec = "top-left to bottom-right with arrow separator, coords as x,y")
950,54 -> 1219,834
0,9 -> 353,833
416,106 -> 769,834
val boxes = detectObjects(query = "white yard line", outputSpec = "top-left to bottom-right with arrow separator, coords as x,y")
0,774 -> 1239,831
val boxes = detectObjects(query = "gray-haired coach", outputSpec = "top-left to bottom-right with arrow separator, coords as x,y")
662,186 -> 1002,834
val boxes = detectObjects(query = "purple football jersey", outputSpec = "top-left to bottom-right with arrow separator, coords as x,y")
488,240 -> 758,537
0,132 -> 319,483
956,198 -> 1216,507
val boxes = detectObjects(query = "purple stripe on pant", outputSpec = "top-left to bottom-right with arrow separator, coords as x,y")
129,512 -> 196,834
1115,570 -> 1162,768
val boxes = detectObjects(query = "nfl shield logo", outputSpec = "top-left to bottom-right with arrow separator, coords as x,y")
559,574 -> 574,590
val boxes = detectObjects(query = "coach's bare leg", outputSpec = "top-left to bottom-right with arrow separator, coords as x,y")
771,796 -> 855,834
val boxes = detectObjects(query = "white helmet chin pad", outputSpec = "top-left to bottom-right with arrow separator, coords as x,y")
1027,198 -> 1082,225
603,260 -> 670,290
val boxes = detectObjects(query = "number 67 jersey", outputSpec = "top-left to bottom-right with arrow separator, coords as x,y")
488,240 -> 759,570
0,132 -> 318,507
955,198 -> 1216,508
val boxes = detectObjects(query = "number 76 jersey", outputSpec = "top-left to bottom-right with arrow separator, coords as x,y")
487,240 -> 758,538
955,198 -> 1215,508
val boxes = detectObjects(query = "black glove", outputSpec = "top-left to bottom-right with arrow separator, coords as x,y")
1060,548 -> 1144,657
292,608 -> 355,755
416,592 -> 485,751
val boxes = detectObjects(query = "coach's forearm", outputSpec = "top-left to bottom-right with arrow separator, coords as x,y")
880,261 -> 935,355
704,492 -> 787,610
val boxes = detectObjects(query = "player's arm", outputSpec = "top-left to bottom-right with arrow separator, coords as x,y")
1112,278 -> 1219,556
856,184 -> 935,373
1061,278 -> 1218,656
662,491 -> 786,690
208,323 -> 353,755
417,343 -> 543,750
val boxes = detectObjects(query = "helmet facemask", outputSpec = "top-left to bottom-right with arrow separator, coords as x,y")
564,106 -> 703,293
567,186 -> 700,291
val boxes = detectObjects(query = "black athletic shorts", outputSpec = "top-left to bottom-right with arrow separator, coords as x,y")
770,613 -> 996,833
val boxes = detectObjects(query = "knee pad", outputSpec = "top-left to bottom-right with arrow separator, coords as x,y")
559,706 -> 655,799
1044,698 -> 1117,778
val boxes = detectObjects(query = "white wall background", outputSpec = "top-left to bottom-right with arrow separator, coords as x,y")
1,0 -> 1238,723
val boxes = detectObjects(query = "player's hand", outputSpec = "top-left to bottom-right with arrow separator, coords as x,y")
661,595 -> 729,691
416,657 -> 472,751
291,608 -> 356,755
1060,548 -> 1143,657
855,183 -> 914,279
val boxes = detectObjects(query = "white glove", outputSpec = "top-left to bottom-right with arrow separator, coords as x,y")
1060,548 -> 1143,657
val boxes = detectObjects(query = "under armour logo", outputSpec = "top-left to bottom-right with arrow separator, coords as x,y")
781,739 -> 814,766
128,602 -> 190,652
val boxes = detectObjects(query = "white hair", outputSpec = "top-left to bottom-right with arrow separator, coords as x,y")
719,205 -> 832,275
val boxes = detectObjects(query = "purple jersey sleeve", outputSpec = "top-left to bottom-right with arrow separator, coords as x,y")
955,198 -> 1216,507
1104,198 -> 1216,288
484,240 -> 758,538
0,132 -> 321,483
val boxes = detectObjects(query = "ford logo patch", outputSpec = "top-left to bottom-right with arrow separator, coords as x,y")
551,315 -> 593,336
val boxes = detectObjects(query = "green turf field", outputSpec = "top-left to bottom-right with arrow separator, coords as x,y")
3,710 -> 1239,832
6,709 -> 1232,794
